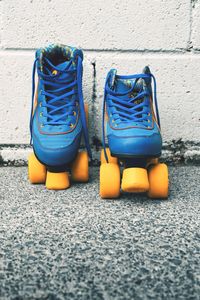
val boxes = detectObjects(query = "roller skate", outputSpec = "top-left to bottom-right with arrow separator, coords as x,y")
100,67 -> 169,199
29,44 -> 92,190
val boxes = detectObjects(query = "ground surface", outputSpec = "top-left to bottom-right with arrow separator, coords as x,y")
0,166 -> 200,300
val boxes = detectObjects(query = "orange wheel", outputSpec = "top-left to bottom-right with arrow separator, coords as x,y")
100,148 -> 118,164
28,153 -> 46,184
121,168 -> 149,193
148,163 -> 169,198
100,163 -> 120,199
84,103 -> 89,125
71,151 -> 89,182
46,171 -> 70,190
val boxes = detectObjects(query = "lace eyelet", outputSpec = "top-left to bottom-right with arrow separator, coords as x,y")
112,119 -> 115,123
39,102 -> 42,107
70,124 -> 74,128
148,120 -> 150,123
40,124 -> 44,128
39,112 -> 43,117
40,90 -> 42,95
52,70 -> 58,76
148,113 -> 151,116
73,111 -> 76,116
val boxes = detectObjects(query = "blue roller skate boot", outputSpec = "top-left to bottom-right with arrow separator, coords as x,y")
28,44 -> 92,190
100,67 -> 168,199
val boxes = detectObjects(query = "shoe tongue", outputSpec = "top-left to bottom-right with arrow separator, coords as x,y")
115,79 -> 132,93
111,75 -> 146,123
45,60 -> 74,122
115,78 -> 145,120
51,60 -> 72,79
115,78 -> 143,96
55,61 -> 69,71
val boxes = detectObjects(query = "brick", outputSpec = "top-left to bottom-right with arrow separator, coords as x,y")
1,0 -> 190,51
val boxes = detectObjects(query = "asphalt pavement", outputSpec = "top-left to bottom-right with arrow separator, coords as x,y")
0,166 -> 200,300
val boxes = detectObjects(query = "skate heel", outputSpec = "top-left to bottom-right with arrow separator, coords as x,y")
46,171 -> 70,190
121,168 -> 149,193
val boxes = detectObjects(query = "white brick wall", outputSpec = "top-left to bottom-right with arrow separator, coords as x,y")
0,0 -> 200,153
1,0 -> 190,51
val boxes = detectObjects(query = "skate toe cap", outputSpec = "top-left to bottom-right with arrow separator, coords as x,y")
32,133 -> 81,167
108,132 -> 162,157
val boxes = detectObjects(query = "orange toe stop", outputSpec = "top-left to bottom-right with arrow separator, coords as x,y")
121,168 -> 149,193
46,171 -> 70,190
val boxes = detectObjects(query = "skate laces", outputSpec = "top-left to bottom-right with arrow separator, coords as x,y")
102,73 -> 160,162
30,55 -> 92,158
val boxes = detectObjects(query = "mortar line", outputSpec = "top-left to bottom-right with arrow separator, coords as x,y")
1,47 -> 200,55
187,0 -> 193,51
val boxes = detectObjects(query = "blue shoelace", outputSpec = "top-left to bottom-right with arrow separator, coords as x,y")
30,55 -> 92,158
102,73 -> 160,162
